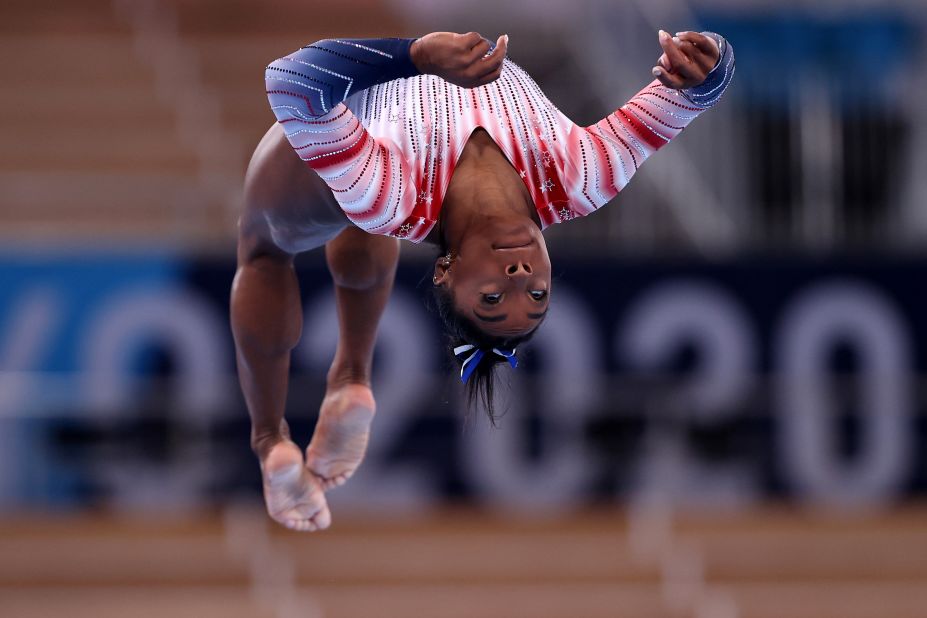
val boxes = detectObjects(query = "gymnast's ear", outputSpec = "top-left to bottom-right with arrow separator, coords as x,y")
433,256 -> 451,286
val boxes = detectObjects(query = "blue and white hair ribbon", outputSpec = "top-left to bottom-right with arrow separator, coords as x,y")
453,344 -> 518,384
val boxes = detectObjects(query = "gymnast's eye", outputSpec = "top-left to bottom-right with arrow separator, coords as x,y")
529,290 -> 547,301
483,293 -> 503,304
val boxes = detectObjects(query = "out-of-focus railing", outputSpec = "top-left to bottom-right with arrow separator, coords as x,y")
534,0 -> 926,254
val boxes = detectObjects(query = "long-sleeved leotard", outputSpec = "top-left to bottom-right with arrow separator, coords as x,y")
265,34 -> 734,242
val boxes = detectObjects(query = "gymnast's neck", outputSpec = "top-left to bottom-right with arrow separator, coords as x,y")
427,128 -> 539,248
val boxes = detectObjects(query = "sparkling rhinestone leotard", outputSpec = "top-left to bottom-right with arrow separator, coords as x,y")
265,34 -> 734,242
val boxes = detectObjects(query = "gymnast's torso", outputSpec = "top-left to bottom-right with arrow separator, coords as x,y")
334,58 -> 586,240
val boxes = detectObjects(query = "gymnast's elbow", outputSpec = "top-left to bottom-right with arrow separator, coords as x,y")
264,55 -> 327,122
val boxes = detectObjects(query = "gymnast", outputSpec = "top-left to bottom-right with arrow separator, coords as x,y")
231,29 -> 734,530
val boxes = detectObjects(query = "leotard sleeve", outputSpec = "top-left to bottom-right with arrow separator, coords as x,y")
562,32 -> 734,216
265,38 -> 421,236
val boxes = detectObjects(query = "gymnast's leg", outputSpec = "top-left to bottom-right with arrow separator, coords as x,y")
232,222 -> 399,528
232,208 -> 334,531
233,124 -> 398,529
306,227 -> 400,490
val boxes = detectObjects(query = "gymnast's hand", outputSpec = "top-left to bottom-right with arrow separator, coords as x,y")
651,30 -> 720,90
411,31 -> 508,88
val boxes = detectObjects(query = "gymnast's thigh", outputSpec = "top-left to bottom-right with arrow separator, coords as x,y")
242,123 -> 349,254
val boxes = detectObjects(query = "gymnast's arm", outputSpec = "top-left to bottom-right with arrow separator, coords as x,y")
265,33 -> 508,235
562,31 -> 734,214
265,32 -> 508,122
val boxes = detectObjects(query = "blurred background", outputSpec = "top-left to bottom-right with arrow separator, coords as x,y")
1,0 -> 926,616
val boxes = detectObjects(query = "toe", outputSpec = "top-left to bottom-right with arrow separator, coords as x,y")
305,453 -> 332,484
313,504 -> 332,530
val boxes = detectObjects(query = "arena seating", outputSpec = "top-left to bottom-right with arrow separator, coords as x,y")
0,0 -> 211,240
0,0 -> 411,246
164,0 -> 409,152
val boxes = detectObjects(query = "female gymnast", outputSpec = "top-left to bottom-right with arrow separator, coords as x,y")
231,29 -> 734,530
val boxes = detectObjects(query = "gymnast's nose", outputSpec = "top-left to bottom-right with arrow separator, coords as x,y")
505,262 -> 532,277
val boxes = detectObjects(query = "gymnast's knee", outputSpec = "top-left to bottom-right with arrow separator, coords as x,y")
237,203 -> 294,266
326,230 -> 399,290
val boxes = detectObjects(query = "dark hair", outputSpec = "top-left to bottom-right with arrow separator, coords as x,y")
432,283 -> 540,425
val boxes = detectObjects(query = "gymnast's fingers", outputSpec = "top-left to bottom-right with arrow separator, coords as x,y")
482,34 -> 508,63
677,32 -> 720,64
474,35 -> 507,80
652,64 -> 685,89
475,61 -> 505,86
676,32 -> 718,73
458,31 -> 484,51
658,52 -> 672,72
465,38 -> 493,64
658,30 -> 698,82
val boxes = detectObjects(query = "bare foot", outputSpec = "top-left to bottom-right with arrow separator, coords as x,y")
305,383 -> 376,490
261,440 -> 331,532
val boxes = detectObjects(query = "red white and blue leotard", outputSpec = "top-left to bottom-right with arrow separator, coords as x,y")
265,34 -> 734,242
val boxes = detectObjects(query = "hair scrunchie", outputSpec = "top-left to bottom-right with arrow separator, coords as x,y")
453,344 -> 518,384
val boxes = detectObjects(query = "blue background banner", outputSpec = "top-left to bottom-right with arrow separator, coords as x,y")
2,252 -> 926,511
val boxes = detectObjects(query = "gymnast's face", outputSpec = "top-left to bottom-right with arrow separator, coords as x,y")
434,220 -> 551,338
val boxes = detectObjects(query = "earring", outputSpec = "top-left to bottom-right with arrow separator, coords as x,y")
436,252 -> 453,284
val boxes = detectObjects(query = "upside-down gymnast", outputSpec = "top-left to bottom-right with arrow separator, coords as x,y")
231,28 -> 735,530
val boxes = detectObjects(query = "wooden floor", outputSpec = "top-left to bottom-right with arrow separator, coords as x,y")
1,505 -> 926,618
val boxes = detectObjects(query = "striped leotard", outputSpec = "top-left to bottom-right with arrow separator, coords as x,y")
265,34 -> 734,242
